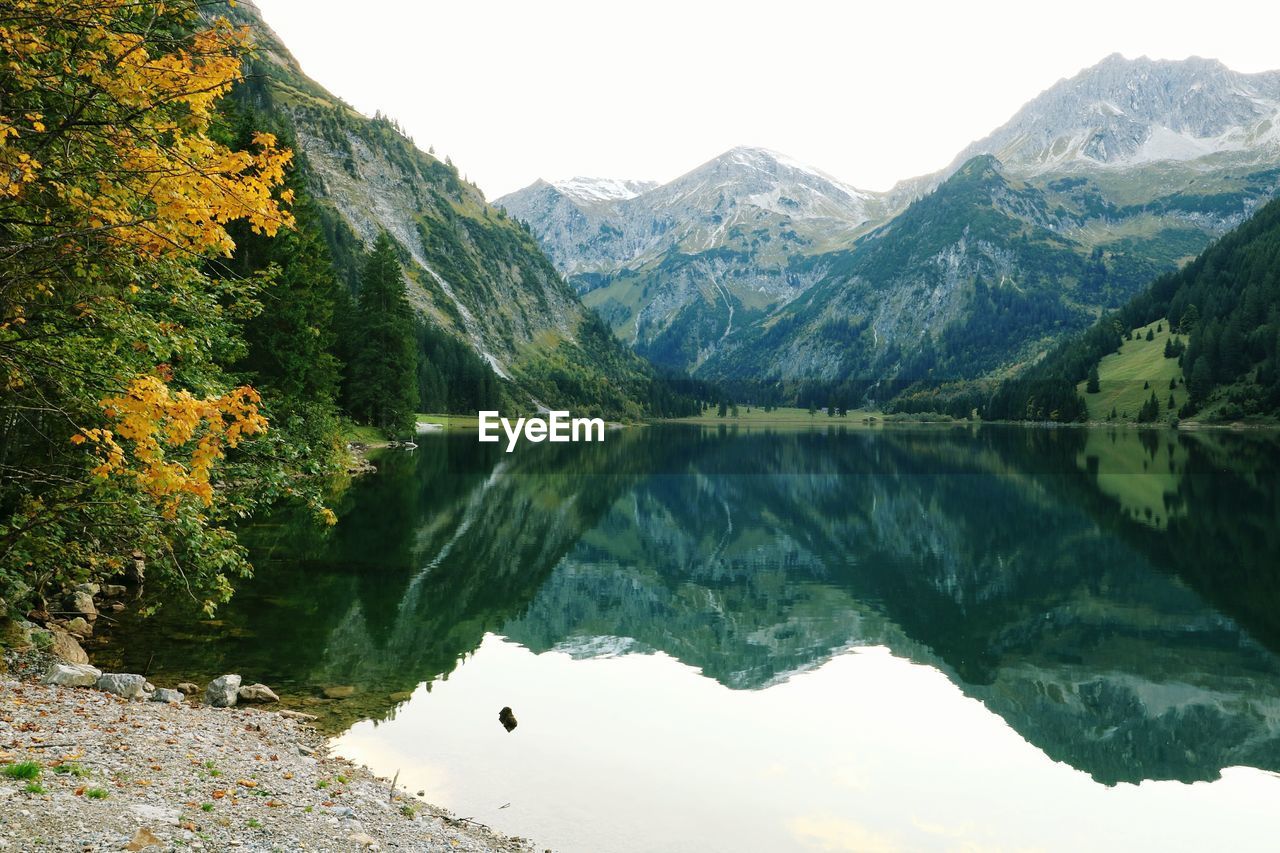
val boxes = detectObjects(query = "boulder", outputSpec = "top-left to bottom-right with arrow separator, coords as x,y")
74,582 -> 100,597
47,627 -> 89,664
43,662 -> 102,687
64,616 -> 92,638
176,682 -> 199,695
102,584 -> 128,598
96,673 -> 150,700
151,688 -> 184,703
68,590 -> 97,621
238,683 -> 279,703
205,674 -> 242,707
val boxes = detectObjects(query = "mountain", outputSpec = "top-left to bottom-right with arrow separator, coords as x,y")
503,55 -> 1280,393
949,54 -> 1280,178
498,146 -> 886,370
214,2 -> 664,417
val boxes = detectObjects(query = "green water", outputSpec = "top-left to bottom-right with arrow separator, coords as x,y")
103,424 -> 1280,851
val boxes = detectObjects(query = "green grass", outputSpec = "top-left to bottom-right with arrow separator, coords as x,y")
84,787 -> 108,800
340,422 -> 388,444
24,781 -> 45,794
1078,319 -> 1187,421
52,763 -> 88,778
2,762 -> 41,780
414,413 -> 481,430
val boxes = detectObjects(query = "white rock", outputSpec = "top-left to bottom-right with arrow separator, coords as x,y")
43,662 -> 102,687
205,674 -> 241,707
96,672 -> 149,699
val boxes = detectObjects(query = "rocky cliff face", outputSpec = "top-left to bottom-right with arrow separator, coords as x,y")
951,54 -> 1280,177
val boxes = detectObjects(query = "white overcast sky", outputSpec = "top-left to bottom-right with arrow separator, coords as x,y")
250,0 -> 1280,199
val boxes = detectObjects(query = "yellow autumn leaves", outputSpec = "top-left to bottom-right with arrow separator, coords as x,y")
1,3 -> 294,260
75,377 -> 268,518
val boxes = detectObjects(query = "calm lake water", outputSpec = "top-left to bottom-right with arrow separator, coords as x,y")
104,424 -> 1280,852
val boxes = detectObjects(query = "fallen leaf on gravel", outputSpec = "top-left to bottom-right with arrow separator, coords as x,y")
74,785 -> 86,796
211,790 -> 226,799
125,826 -> 160,850
282,772 -> 294,780
237,779 -> 257,788
267,799 -> 283,807
150,764 -> 162,771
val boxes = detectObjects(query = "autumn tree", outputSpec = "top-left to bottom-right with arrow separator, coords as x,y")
0,0 -> 326,613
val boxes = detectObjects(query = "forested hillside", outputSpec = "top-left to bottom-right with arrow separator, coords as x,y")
989,196 -> 1280,422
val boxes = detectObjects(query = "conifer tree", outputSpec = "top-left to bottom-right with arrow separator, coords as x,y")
346,233 -> 418,432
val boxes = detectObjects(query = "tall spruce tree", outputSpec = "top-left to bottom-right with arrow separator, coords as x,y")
346,233 -> 418,432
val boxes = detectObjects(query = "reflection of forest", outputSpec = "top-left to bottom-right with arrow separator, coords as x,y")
105,426 -> 1280,783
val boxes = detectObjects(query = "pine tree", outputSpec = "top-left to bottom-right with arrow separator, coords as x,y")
346,233 -> 418,432
1086,365 -> 1100,393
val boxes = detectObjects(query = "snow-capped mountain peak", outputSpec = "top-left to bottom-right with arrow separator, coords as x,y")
551,177 -> 658,204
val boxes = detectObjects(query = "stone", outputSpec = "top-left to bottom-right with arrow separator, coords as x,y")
109,602 -> 126,612
499,706 -> 517,732
43,663 -> 102,687
151,688 -> 184,703
176,682 -> 199,695
205,674 -> 242,707
237,683 -> 279,703
74,582 -> 100,597
47,627 -> 89,664
96,672 -> 150,700
64,616 -> 92,638
125,826 -> 161,851
322,685 -> 355,699
101,584 -> 128,598
68,590 -> 97,621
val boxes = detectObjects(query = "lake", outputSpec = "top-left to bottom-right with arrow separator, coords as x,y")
102,423 -> 1280,852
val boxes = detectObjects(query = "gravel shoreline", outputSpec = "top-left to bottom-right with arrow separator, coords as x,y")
0,653 -> 536,852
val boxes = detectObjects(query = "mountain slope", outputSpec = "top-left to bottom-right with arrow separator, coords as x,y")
216,1 -> 661,416
991,194 -> 1280,422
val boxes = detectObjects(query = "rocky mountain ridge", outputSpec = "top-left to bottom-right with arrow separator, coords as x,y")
502,54 -> 1280,386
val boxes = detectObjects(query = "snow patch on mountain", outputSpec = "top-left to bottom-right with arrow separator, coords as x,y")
552,177 -> 658,204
